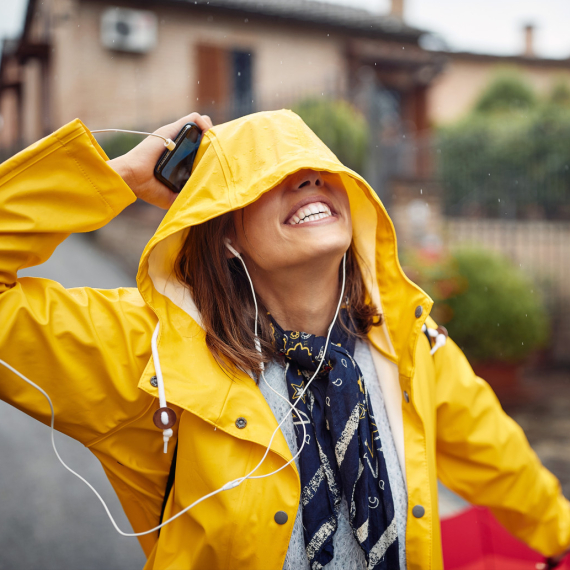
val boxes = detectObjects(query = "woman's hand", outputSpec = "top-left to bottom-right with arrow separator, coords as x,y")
108,112 -> 213,210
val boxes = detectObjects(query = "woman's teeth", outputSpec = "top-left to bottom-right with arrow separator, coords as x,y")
288,202 -> 332,225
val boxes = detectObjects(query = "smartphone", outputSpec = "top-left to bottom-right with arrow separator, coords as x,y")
154,122 -> 202,193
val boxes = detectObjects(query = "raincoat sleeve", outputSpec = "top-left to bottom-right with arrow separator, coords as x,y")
0,119 -> 156,444
434,335 -> 570,557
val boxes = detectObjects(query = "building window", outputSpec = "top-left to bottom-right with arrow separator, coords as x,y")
196,44 -> 254,121
231,50 -> 253,117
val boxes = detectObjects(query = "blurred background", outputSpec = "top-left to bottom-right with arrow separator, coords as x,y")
1,0 -> 570,568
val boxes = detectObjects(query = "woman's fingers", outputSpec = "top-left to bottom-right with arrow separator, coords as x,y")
192,113 -> 213,132
157,112 -> 213,139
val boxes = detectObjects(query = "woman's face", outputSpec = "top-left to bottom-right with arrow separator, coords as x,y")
230,169 -> 352,274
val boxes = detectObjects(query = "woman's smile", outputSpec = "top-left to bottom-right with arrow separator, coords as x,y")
231,169 -> 352,275
284,195 -> 337,226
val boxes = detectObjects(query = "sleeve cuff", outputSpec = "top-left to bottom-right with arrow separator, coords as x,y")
55,118 -> 137,216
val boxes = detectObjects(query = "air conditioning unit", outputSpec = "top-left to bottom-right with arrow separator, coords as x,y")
101,7 -> 157,53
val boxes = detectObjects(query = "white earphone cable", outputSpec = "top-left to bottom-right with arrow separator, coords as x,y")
0,247 -> 346,536
91,129 -> 176,151
230,249 -> 346,481
0,354 -> 263,537
151,324 -> 174,453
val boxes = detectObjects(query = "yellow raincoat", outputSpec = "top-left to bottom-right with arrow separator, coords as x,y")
1,110 -> 569,570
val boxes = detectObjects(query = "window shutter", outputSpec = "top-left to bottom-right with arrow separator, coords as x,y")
196,44 -> 229,121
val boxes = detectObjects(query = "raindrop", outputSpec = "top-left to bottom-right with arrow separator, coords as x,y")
420,189 -> 423,194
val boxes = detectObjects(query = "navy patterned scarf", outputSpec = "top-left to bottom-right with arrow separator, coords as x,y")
270,315 -> 399,570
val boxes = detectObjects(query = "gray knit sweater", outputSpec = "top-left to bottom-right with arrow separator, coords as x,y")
259,340 -> 408,570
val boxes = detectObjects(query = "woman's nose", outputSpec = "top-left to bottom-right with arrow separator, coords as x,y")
295,171 -> 324,190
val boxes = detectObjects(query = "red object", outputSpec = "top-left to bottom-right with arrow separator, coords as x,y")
441,506 -> 570,570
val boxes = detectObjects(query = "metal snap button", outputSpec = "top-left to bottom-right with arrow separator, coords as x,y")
235,417 -> 247,429
415,305 -> 423,318
150,375 -> 158,388
274,511 -> 288,525
412,505 -> 425,518
403,391 -> 410,403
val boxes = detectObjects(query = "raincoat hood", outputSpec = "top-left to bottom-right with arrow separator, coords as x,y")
137,110 -> 432,395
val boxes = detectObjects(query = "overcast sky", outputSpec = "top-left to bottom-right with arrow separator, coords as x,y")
1,0 -> 569,59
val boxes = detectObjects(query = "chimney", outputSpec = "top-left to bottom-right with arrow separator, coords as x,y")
390,0 -> 404,20
523,24 -> 535,58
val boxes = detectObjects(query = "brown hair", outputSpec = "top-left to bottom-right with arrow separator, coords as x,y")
174,212 -> 382,378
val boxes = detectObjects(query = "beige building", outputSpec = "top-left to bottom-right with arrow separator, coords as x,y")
428,26 -> 570,125
0,0 -> 444,153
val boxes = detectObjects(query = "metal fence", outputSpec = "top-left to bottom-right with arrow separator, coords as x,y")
351,85 -> 570,364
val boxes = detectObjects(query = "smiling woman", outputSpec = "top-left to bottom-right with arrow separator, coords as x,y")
0,109 -> 569,570
174,171 -> 382,376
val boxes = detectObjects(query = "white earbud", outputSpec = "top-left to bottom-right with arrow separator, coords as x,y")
224,238 -> 241,259
421,324 -> 447,355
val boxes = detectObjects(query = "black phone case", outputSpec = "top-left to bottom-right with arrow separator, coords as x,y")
154,122 -> 201,193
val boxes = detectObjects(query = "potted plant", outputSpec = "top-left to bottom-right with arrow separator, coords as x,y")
405,247 -> 549,401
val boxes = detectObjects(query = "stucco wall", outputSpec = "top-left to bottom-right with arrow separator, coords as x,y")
428,57 -> 570,125
47,1 -> 345,133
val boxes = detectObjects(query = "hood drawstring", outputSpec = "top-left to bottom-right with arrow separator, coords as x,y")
422,324 -> 448,355
151,323 -> 177,453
